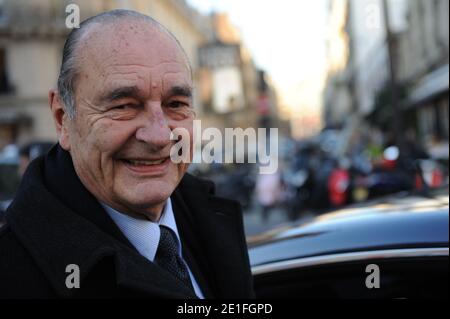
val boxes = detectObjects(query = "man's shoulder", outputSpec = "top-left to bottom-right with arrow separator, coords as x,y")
0,224 -> 55,297
180,173 -> 216,195
180,173 -> 242,207
0,224 -> 37,272
0,223 -> 23,255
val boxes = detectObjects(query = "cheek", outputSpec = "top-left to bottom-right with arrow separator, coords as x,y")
86,120 -> 137,153
172,161 -> 189,185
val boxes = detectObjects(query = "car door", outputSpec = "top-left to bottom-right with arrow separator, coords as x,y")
253,249 -> 449,299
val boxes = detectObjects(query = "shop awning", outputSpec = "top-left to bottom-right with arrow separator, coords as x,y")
405,64 -> 449,109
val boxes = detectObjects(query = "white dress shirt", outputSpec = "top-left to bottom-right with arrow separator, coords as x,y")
101,198 -> 204,298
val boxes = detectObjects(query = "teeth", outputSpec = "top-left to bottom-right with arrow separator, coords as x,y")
125,159 -> 166,166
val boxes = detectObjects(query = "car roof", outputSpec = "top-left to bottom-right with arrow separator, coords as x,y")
249,188 -> 449,267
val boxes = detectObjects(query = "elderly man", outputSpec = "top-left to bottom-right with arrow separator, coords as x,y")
0,10 -> 253,299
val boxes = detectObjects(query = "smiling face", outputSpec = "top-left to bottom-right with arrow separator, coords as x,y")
54,20 -> 194,221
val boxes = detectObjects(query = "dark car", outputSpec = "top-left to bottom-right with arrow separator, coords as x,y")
248,188 -> 449,299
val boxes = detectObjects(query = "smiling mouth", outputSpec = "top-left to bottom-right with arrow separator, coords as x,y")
121,158 -> 169,166
119,157 -> 171,175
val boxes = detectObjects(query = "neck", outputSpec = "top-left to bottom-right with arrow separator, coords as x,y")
101,199 -> 165,223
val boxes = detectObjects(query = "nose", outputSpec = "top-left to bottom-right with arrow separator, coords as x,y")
135,102 -> 172,149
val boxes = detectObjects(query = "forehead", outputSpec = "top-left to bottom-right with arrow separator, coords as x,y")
77,20 -> 191,92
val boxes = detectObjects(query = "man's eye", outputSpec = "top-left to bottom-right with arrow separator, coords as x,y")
112,104 -> 136,110
168,101 -> 189,109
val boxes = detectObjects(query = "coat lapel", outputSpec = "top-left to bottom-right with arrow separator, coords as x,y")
174,175 -> 254,299
171,189 -> 215,298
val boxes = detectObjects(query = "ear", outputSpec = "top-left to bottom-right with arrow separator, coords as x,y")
49,89 -> 71,151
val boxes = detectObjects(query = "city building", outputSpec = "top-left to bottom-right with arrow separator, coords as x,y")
397,0 -> 449,160
323,0 -> 352,129
323,0 -> 448,160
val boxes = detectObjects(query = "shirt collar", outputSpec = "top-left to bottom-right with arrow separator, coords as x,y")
101,198 -> 182,262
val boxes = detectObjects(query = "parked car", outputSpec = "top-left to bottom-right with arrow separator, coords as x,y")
248,187 -> 449,298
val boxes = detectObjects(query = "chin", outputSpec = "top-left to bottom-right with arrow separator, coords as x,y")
118,179 -> 176,209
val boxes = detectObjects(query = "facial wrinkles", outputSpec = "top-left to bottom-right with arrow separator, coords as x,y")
71,101 -> 111,186
70,135 -> 111,206
103,69 -> 147,91
96,62 -> 189,101
86,62 -> 187,139
76,60 -> 190,151
88,26 -> 189,77
77,97 -> 108,129
72,96 -> 123,194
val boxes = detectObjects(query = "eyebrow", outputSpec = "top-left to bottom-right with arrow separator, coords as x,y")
99,86 -> 142,103
166,85 -> 193,99
98,84 -> 193,104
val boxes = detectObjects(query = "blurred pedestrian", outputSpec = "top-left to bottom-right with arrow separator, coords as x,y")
255,171 -> 283,222
18,142 -> 54,176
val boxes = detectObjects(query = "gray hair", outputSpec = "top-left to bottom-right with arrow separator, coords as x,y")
57,9 -> 191,119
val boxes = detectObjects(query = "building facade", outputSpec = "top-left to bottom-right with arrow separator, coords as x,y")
0,0 -> 211,149
323,0 -> 449,160
397,0 -> 449,159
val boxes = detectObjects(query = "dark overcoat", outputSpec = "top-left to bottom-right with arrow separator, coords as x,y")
0,145 -> 254,299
